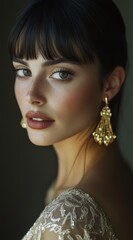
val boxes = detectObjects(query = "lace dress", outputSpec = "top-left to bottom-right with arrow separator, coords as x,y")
22,188 -> 118,240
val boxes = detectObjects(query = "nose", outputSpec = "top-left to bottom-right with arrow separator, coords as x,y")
26,77 -> 47,105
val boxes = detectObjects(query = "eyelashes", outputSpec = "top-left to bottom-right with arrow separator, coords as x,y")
50,69 -> 74,81
13,68 -> 31,78
12,67 -> 75,81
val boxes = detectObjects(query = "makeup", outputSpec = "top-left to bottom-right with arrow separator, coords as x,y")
26,111 -> 55,129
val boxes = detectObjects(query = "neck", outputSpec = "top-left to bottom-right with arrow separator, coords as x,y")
53,128 -> 109,193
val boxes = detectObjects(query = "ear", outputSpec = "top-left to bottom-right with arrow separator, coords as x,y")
103,66 -> 125,101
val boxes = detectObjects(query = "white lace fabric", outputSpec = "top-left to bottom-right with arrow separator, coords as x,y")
22,188 -> 118,240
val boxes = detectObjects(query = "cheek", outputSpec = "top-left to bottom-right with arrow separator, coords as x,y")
14,82 -> 25,111
14,83 -> 20,103
55,82 -> 101,120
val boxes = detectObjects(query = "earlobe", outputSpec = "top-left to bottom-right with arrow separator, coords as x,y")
104,66 -> 125,101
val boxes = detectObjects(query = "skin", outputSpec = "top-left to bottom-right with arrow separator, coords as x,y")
13,53 -> 104,146
13,53 -> 133,239
13,53 -> 104,185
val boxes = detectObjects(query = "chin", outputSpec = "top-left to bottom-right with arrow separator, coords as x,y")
27,131 -> 53,146
29,138 -> 52,146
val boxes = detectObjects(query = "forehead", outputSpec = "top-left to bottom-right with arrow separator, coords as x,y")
12,55 -> 85,67
12,53 -> 100,69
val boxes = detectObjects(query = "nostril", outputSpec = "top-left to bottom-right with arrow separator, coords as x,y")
26,93 -> 46,105
32,99 -> 43,105
26,89 -> 47,105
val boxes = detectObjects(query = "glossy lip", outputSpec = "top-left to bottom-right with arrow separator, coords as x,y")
26,111 -> 55,129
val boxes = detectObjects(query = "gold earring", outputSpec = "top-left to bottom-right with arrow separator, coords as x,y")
93,97 -> 116,146
20,118 -> 27,129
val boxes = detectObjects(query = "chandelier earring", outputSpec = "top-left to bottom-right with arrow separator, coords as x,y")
93,96 -> 116,146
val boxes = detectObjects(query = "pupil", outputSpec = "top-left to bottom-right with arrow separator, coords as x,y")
59,72 -> 68,79
24,69 -> 30,76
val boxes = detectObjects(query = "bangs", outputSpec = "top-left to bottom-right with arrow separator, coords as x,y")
8,0 -> 96,63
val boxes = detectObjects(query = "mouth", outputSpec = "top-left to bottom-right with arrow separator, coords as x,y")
32,118 -> 50,122
26,112 -> 55,129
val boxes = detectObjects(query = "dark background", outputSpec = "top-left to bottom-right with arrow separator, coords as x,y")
1,1 -> 57,239
1,1 -> 133,240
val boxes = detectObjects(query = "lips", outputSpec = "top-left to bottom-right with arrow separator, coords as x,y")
26,111 -> 55,129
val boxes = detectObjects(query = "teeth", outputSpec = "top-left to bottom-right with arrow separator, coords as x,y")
32,118 -> 44,121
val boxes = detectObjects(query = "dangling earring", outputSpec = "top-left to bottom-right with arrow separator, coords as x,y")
20,118 -> 27,129
93,96 -> 116,146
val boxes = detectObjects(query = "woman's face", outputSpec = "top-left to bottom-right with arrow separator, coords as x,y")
13,53 -> 103,146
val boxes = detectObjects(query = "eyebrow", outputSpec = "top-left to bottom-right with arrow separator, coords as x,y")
12,57 -> 83,66
12,58 -> 28,66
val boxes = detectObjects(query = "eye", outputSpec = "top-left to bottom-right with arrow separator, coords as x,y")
50,70 -> 73,81
14,68 -> 31,78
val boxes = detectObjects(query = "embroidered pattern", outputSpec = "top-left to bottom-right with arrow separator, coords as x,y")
22,188 -> 118,240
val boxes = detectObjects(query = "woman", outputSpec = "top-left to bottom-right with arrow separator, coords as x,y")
8,0 -> 133,239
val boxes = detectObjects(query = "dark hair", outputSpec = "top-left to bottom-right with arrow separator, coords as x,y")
8,0 -> 128,131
